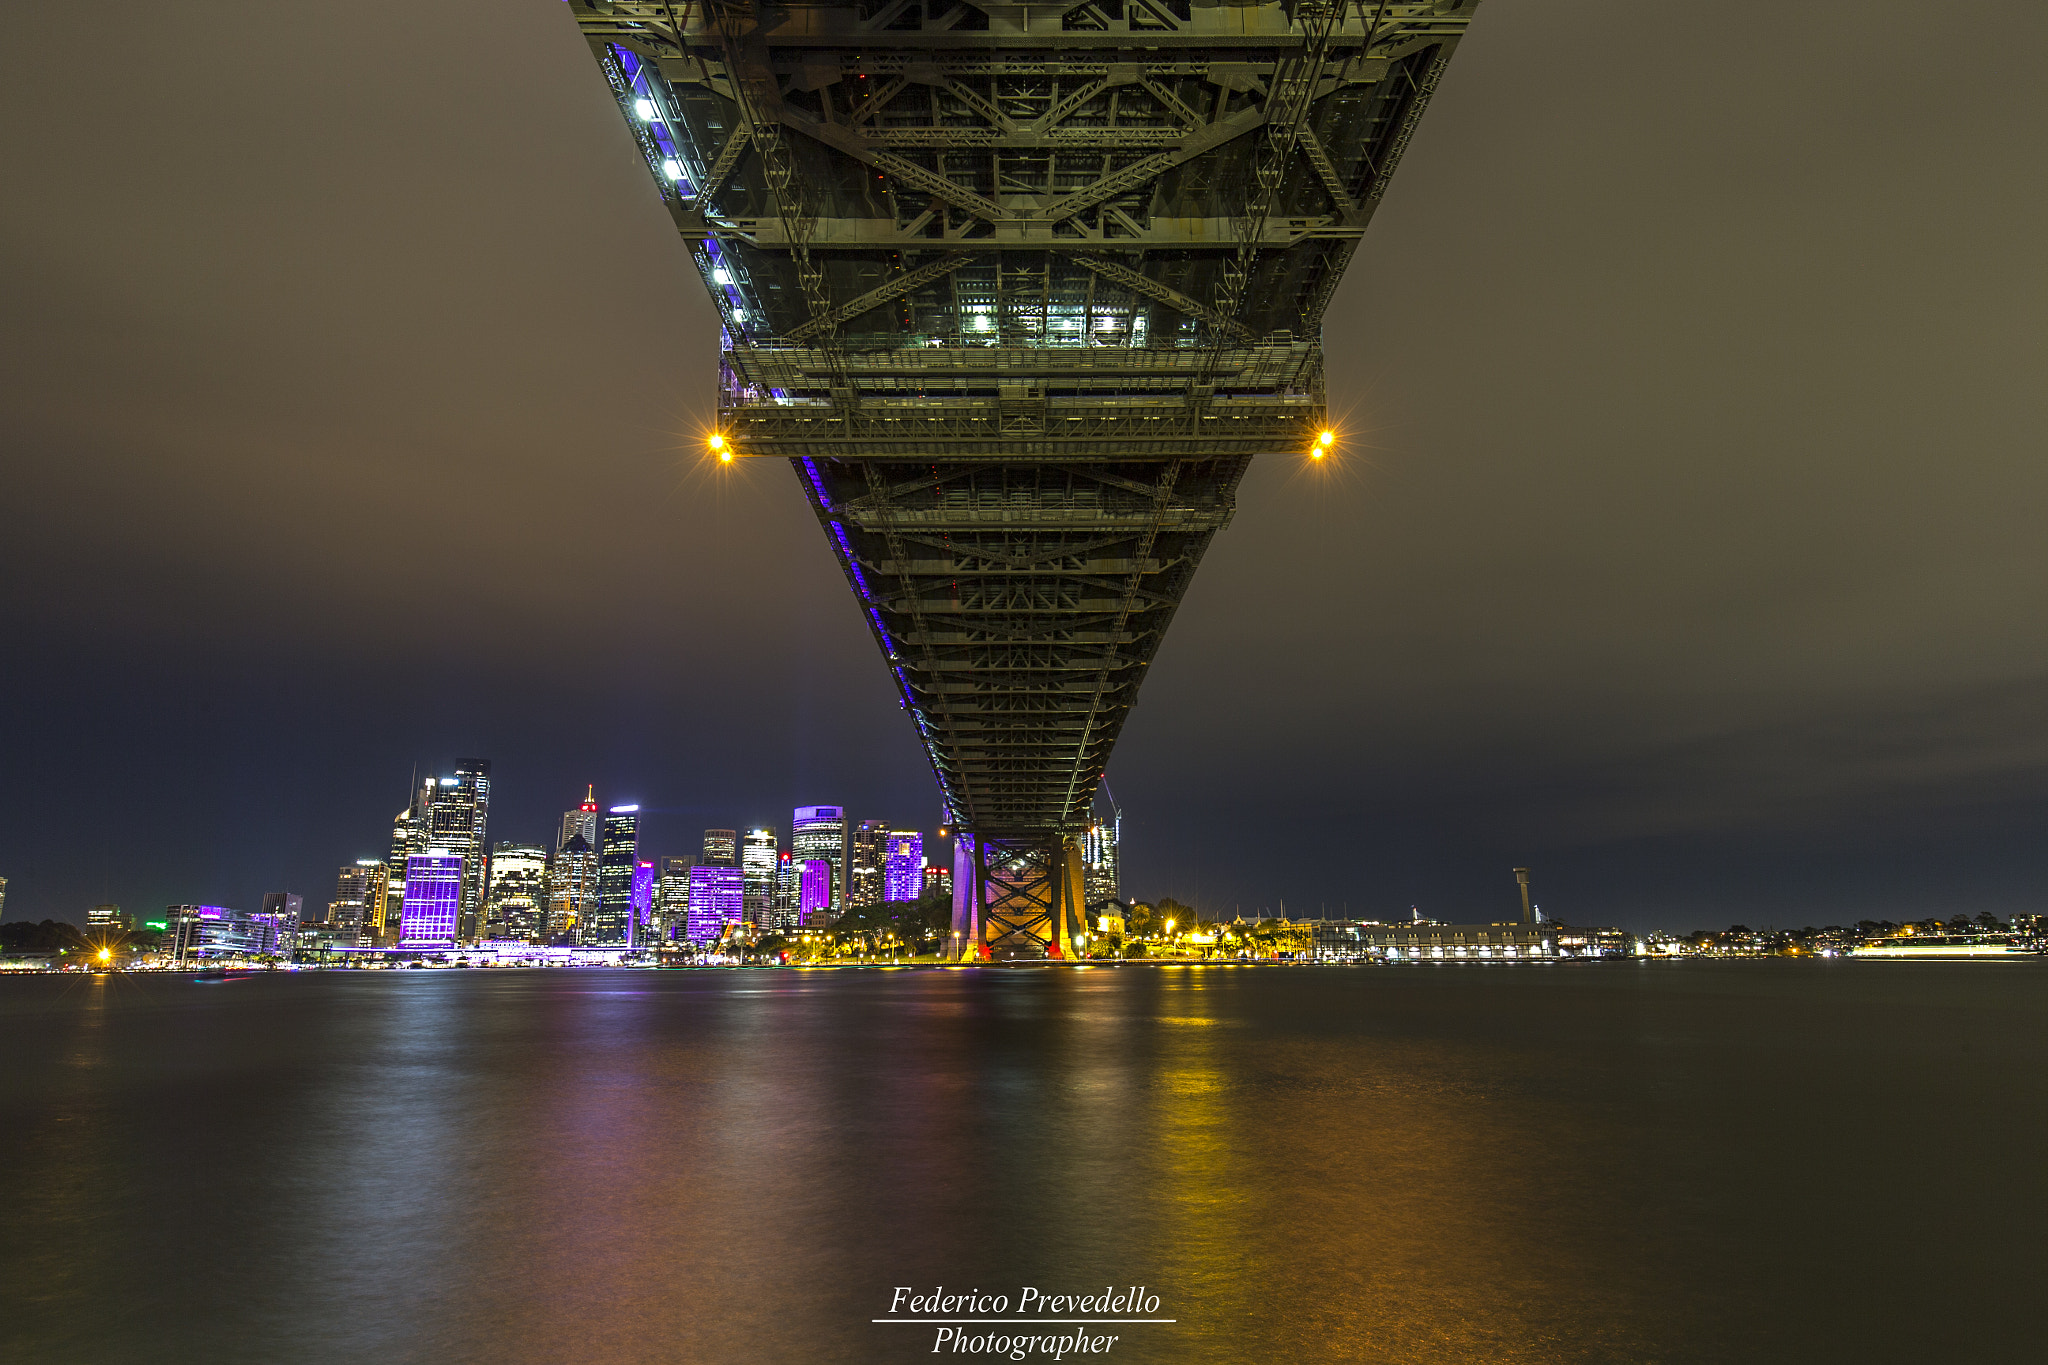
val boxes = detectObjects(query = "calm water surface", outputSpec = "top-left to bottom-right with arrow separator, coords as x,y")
3,961 -> 2042,1363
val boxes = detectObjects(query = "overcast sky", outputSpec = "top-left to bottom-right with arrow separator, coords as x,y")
4,1 -> 2046,932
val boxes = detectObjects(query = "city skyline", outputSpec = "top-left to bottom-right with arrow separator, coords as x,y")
5,3 -> 2047,933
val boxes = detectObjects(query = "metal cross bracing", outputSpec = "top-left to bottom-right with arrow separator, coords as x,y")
570,0 -> 1476,959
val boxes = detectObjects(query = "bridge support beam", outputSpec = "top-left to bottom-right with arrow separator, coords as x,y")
950,833 -> 1087,963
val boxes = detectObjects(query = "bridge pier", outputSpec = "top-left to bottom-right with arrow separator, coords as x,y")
950,833 -> 1087,964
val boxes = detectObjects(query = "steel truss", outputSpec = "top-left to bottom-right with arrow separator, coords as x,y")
570,1 -> 1476,959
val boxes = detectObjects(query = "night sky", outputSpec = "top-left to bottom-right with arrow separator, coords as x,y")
4,2 -> 2045,932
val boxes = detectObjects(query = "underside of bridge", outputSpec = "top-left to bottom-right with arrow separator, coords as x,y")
571,0 -> 1475,959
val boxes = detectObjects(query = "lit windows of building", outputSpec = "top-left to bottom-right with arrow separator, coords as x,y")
850,819 -> 888,909
701,829 -> 737,866
1083,807 -> 1120,907
485,842 -> 549,942
427,759 -> 492,942
656,856 -> 695,942
741,827 -> 776,925
630,860 -> 657,946
883,831 -> 924,903
328,862 -> 383,944
86,903 -> 127,933
588,806 -> 640,946
798,858 -> 832,926
791,806 -> 847,915
922,864 -> 952,902
399,853 -> 464,948
686,865 -> 744,945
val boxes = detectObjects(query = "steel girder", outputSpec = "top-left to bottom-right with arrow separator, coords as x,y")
569,2 -> 1475,950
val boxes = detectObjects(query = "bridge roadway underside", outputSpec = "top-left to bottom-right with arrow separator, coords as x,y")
569,1 -> 1474,959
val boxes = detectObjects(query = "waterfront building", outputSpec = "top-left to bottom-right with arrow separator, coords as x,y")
922,864 -> 952,901
1083,808 -> 1120,907
798,858 -> 831,926
587,806 -> 640,946
86,903 -> 127,932
655,856 -> 694,942
485,842 -> 550,941
328,862 -> 382,944
1308,920 -> 1556,962
399,853 -> 464,948
685,865 -> 744,945
883,831 -> 924,904
791,806 -> 847,915
701,828 -> 737,866
164,905 -> 294,963
0,875 -> 7,918
850,819 -> 888,909
741,827 -> 776,925
425,759 -> 492,941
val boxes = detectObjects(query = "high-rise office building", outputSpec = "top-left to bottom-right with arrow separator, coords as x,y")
485,842 -> 549,941
850,819 -> 888,909
701,829 -> 737,866
771,850 -> 797,931
686,865 -> 744,945
1084,808 -> 1121,907
587,806 -> 640,946
923,864 -> 953,901
549,787 -> 602,942
86,903 -> 126,932
656,856 -> 694,942
260,892 -> 304,928
798,859 -> 831,926
741,827 -> 776,925
550,834 -> 596,941
883,831 -> 924,904
559,786 -> 600,853
427,759 -> 491,941
791,806 -> 847,915
382,777 -> 432,943
399,853 -> 463,947
630,860 -> 656,946
329,862 -> 381,943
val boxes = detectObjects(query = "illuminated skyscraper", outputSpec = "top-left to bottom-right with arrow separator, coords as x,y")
588,806 -> 640,946
884,831 -> 924,904
399,852 -> 463,948
741,827 -> 777,925
87,902 -> 127,932
329,861 -> 381,944
772,850 -> 797,930
791,806 -> 847,915
549,787 -> 601,941
701,829 -> 737,866
382,776 -> 433,944
850,819 -> 888,909
798,859 -> 831,927
923,864 -> 953,902
427,759 -> 491,941
485,842 -> 549,941
630,860 -> 656,946
1084,806 -> 1121,907
656,856 -> 694,942
686,865 -> 744,945
260,892 -> 303,930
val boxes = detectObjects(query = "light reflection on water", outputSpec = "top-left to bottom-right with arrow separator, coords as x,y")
2,962 -> 2044,1363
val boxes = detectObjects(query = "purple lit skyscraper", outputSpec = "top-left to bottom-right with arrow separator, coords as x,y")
686,865 -> 744,945
798,859 -> 831,926
883,832 -> 924,903
399,853 -> 464,947
630,859 -> 656,945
